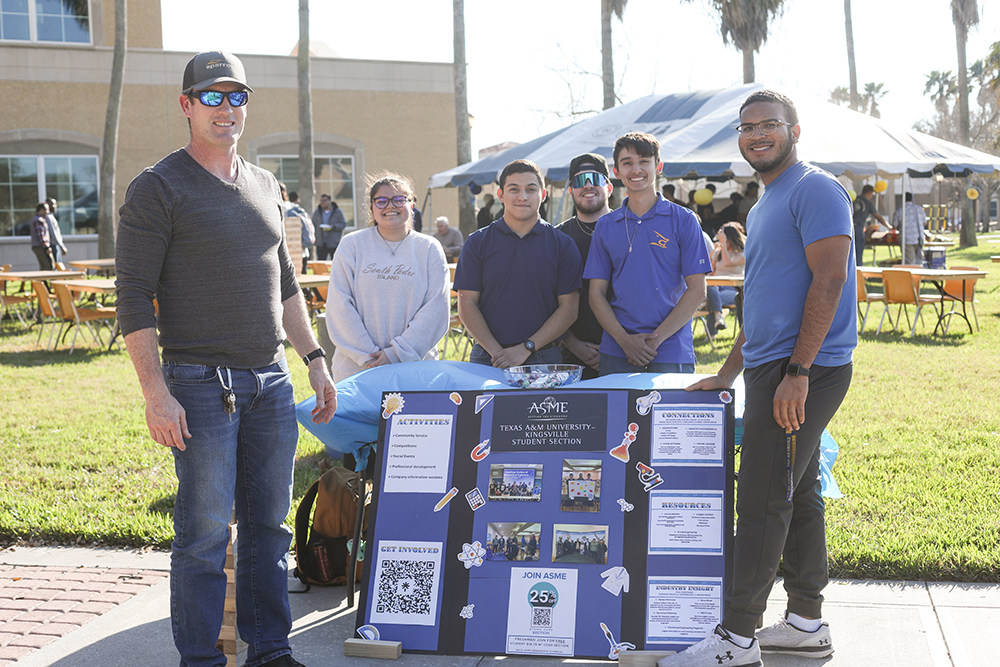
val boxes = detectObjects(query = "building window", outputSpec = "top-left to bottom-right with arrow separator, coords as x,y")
0,0 -> 90,44
0,155 -> 98,236
259,155 -> 356,228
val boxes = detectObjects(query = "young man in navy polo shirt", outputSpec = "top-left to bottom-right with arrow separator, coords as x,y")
454,159 -> 583,368
585,132 -> 711,375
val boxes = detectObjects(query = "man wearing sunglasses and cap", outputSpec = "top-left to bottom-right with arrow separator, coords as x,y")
556,153 -> 614,378
116,51 -> 336,667
585,132 -> 711,375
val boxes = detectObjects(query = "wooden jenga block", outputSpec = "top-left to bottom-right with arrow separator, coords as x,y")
343,639 -> 403,659
617,650 -> 675,667
217,523 -> 247,664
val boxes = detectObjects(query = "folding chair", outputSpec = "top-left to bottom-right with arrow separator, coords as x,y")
32,281 -> 61,350
1,276 -> 37,328
51,282 -> 117,353
856,268 -> 887,332
942,266 -> 980,334
878,269 -> 942,337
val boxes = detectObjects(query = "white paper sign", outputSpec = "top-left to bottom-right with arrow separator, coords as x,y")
506,568 -> 578,656
648,491 -> 724,555
370,540 -> 443,626
383,414 -> 453,494
650,405 -> 724,467
646,577 -> 723,644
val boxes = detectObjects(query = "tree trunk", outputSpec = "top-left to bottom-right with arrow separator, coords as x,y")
453,0 -> 475,238
297,0 -> 315,216
844,0 -> 860,111
742,48 -> 754,84
98,0 -> 126,259
601,0 -> 615,110
955,21 -> 977,246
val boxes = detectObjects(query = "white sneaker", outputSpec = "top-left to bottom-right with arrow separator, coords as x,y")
656,625 -> 762,667
756,611 -> 833,658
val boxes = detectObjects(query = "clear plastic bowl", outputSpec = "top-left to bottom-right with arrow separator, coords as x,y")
502,364 -> 583,389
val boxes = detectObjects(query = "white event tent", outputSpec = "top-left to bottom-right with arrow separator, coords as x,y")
430,83 -> 1000,188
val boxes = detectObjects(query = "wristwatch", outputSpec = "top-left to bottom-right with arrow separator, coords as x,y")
523,339 -> 536,352
302,347 -> 327,366
786,363 -> 810,378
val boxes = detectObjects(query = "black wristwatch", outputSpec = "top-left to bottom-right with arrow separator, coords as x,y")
523,339 -> 536,352
302,347 -> 327,366
786,363 -> 810,378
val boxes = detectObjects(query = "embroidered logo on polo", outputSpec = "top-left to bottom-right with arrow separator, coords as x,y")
650,231 -> 671,248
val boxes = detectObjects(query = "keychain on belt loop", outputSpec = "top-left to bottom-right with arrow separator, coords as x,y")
217,367 -> 236,421
785,427 -> 797,502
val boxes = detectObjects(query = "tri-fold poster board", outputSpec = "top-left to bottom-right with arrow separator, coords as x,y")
356,386 -> 735,659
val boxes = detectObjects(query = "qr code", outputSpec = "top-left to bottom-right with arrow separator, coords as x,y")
530,607 -> 552,628
375,560 -> 434,615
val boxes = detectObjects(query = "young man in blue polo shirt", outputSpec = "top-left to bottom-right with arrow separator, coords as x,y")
585,132 -> 711,375
455,159 -> 583,368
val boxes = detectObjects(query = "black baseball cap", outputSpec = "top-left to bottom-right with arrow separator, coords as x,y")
182,51 -> 254,93
568,153 -> 610,179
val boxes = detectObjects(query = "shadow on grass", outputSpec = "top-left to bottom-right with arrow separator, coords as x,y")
857,330 -> 968,347
0,345 -> 123,368
148,493 -> 176,517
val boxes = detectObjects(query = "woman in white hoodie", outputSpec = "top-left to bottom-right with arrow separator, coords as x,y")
325,172 -> 450,382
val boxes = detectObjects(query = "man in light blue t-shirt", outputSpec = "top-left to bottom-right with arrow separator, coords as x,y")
665,90 -> 856,667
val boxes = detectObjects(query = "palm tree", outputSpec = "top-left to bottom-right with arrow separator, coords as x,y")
862,82 -> 887,118
297,0 -> 315,215
952,0 -> 979,247
98,0 -> 126,259
844,0 -> 860,111
685,0 -> 785,84
454,0 -> 475,236
601,0 -> 628,110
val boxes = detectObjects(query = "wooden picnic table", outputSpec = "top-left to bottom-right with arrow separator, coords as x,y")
68,258 -> 116,275
858,266 -> 987,335
0,270 -> 85,281
296,273 -> 329,289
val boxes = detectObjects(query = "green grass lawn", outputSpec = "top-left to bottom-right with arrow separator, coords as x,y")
2,239 -> 998,582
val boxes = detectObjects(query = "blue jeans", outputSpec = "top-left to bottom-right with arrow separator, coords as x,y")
599,353 -> 694,375
164,360 -> 298,667
469,342 -> 562,366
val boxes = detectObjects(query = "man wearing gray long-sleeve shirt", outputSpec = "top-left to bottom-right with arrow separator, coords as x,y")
115,51 -> 336,667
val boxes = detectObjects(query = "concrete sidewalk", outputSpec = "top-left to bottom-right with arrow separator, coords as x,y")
2,546 -> 997,666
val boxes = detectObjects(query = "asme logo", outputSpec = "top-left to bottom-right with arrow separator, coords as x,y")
527,396 -> 568,420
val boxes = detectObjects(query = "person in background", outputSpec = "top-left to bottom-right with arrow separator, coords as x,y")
279,183 -> 314,273
325,172 -> 449,382
738,181 -> 759,229
718,192 -> 744,225
852,184 -> 885,266
477,193 -> 497,229
313,193 -> 346,260
893,192 -> 926,266
556,153 -> 613,379
661,184 -> 683,206
44,198 -> 68,264
115,50 -> 336,667
30,202 -> 54,270
431,215 -> 465,262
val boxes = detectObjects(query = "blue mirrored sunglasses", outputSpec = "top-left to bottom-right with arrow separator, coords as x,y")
571,172 -> 608,189
193,90 -> 249,107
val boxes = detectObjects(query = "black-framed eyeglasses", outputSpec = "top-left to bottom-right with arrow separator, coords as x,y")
735,119 -> 792,137
570,172 -> 609,189
373,196 -> 411,209
191,90 -> 249,107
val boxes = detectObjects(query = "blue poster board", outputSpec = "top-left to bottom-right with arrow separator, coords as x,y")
356,386 -> 735,659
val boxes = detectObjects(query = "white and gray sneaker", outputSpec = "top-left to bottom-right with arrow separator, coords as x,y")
756,611 -> 833,658
655,625 -> 762,667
